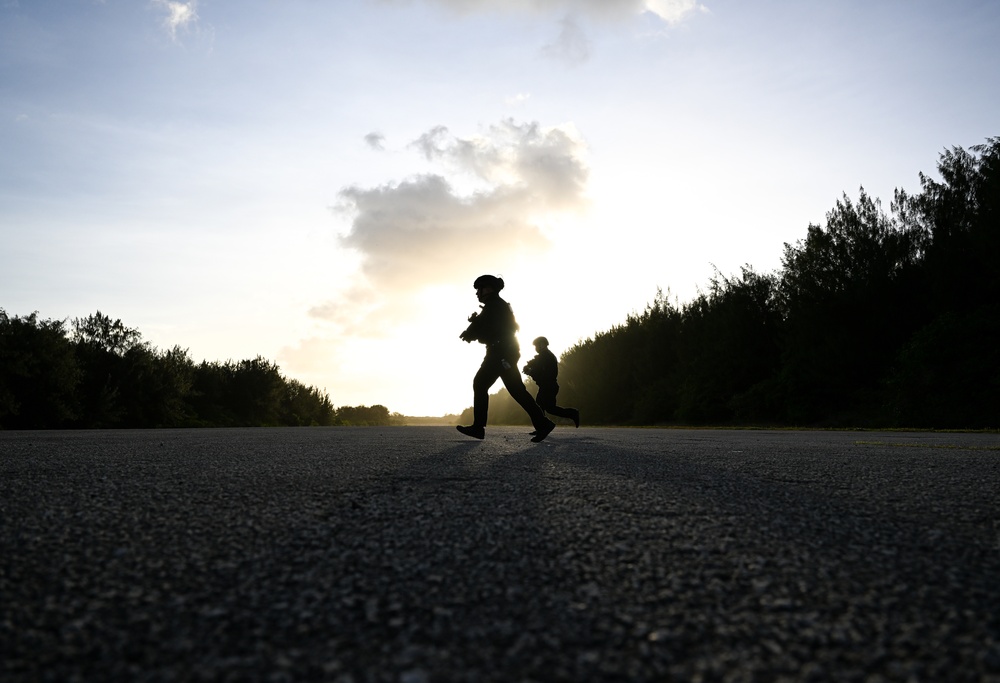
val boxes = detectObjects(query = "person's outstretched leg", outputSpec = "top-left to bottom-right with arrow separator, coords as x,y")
536,384 -> 579,427
544,404 -> 580,426
500,366 -> 555,441
457,360 -> 500,439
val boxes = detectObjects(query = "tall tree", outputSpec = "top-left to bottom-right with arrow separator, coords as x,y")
676,268 -> 781,423
896,138 -> 1000,313
117,345 -> 196,428
775,189 -> 922,423
281,379 -> 336,426
0,310 -> 80,428
70,312 -> 146,427
886,138 -> 1000,427
229,357 -> 285,426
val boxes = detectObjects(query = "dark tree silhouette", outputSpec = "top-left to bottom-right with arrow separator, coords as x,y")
885,137 -> 1000,427
1,310 -> 340,429
774,189 -> 924,423
676,268 -> 782,424
282,379 -> 336,426
0,310 -> 79,429
70,312 -> 146,427
335,404 -> 393,426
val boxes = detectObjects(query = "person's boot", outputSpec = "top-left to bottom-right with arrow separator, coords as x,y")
571,409 -> 580,428
530,419 -> 555,443
529,411 -> 548,435
456,425 -> 485,440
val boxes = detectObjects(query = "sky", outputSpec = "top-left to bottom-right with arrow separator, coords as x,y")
2,0 -> 998,417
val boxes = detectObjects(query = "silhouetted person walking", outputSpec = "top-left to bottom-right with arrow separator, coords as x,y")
523,336 -> 580,430
457,275 -> 556,443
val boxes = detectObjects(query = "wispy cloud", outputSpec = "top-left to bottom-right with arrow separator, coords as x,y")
364,132 -> 386,150
387,0 -> 706,63
541,15 -> 591,65
506,92 -> 531,107
313,119 -> 590,330
394,0 -> 707,24
152,0 -> 198,40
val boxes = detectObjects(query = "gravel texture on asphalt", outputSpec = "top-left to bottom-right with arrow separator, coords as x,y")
2,426 -> 999,682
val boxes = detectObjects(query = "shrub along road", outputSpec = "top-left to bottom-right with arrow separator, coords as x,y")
2,426 -> 999,681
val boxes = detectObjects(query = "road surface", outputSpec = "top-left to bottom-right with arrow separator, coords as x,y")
2,426 -> 999,681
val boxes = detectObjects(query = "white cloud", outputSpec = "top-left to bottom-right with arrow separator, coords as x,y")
152,0 -> 198,40
314,119 -> 590,329
506,92 -> 531,106
405,120 -> 589,207
389,0 -> 707,24
644,0 -> 708,25
336,174 -> 548,291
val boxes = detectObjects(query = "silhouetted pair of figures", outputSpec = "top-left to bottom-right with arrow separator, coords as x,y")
457,275 -> 579,443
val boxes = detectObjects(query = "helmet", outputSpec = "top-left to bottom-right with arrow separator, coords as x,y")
532,336 -> 549,347
473,274 -> 504,291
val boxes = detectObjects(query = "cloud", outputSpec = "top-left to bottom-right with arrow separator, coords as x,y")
337,175 -> 548,291
411,125 -> 450,161
506,92 -> 531,106
315,119 -> 590,328
541,15 -> 591,65
387,0 -> 706,64
364,132 -> 386,150
395,0 -> 707,24
403,120 -> 589,208
152,0 -> 198,40
644,0 -> 708,25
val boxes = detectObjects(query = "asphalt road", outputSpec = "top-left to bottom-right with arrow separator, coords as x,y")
2,426 -> 999,682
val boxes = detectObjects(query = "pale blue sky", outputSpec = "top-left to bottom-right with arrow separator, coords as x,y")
2,0 -> 998,415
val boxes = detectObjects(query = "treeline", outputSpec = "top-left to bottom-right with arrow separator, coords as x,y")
481,138 -> 999,429
0,311 -> 396,429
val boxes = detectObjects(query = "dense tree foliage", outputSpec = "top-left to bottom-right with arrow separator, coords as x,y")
0,310 -> 389,429
0,312 -> 79,429
480,138 -> 999,429
335,404 -> 394,426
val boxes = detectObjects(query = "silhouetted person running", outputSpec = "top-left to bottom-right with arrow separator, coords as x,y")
457,275 -> 556,443
523,336 -> 580,431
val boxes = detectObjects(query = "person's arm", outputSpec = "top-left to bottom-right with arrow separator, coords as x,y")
460,310 -> 482,342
